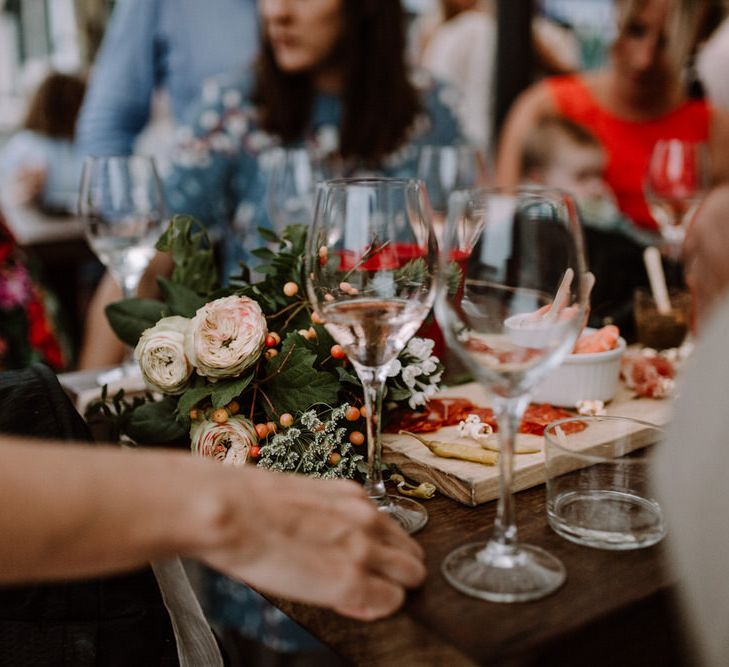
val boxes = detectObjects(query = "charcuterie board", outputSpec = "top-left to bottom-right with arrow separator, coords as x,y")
381,382 -> 672,506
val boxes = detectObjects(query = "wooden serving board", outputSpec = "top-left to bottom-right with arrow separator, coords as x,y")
382,382 -> 673,506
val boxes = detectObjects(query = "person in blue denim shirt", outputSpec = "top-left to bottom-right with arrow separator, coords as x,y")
76,0 -> 259,157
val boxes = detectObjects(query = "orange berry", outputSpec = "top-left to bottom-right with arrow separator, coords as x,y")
360,405 -> 367,418
283,281 -> 299,297
266,421 -> 277,434
269,331 -> 281,345
264,334 -> 277,348
349,430 -> 365,446
189,408 -> 200,421
249,445 -> 261,459
330,344 -> 346,359
280,413 -> 294,428
345,406 -> 361,421
212,408 -> 228,424
264,348 -> 278,360
311,311 -> 323,325
255,423 -> 269,439
318,245 -> 328,259
328,452 -> 342,466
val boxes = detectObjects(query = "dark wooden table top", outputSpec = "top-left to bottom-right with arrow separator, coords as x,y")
268,484 -> 694,666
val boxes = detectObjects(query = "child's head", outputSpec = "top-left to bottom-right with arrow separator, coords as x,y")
22,71 -> 86,140
520,115 -> 609,201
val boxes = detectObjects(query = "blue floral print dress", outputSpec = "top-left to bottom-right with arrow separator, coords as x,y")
162,71 -> 463,652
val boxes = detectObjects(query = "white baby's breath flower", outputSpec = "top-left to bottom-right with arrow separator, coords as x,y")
222,89 -> 242,109
134,316 -> 192,394
199,110 -> 220,130
190,415 -> 257,466
402,365 -> 421,388
406,337 -> 434,361
408,391 -> 427,410
387,359 -> 402,377
186,295 -> 267,379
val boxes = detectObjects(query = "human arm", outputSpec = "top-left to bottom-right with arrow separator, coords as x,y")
683,184 -> 729,328
0,435 -> 425,620
494,82 -> 556,187
75,0 -> 160,156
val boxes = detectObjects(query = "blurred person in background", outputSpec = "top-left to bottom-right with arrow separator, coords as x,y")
75,0 -> 259,158
520,115 -> 653,338
412,0 -> 579,156
0,72 -> 86,214
496,0 -> 729,234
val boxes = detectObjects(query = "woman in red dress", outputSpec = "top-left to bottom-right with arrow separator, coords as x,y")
496,0 -> 729,232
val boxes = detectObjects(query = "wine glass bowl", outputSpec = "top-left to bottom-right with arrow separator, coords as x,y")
644,139 -> 710,247
305,178 -> 437,533
263,147 -> 329,232
79,155 -> 166,300
436,186 -> 588,602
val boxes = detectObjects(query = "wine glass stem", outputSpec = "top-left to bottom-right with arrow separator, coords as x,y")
358,365 -> 388,501
491,395 -> 530,550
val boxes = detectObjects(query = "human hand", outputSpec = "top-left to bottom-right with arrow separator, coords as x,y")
197,467 -> 427,621
683,185 -> 729,328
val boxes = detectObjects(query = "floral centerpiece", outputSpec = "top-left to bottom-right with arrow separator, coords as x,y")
88,216 -> 444,479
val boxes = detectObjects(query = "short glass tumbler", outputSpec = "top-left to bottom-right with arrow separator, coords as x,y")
544,416 -> 666,550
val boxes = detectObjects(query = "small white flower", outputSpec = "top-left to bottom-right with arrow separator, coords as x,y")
134,316 -> 193,394
402,365 -> 421,388
223,89 -> 242,109
406,337 -> 434,361
185,295 -> 267,379
386,359 -> 402,377
210,132 -> 234,153
226,113 -> 248,137
408,392 -> 427,409
202,81 -> 221,103
199,110 -> 220,130
420,356 -> 438,374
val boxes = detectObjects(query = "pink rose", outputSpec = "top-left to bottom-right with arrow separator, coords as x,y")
190,414 -> 257,466
185,295 -> 267,379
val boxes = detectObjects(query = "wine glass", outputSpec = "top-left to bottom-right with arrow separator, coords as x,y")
305,178 -> 438,533
78,155 -> 167,376
417,144 -> 489,239
644,139 -> 710,248
436,186 -> 588,602
262,147 -> 324,231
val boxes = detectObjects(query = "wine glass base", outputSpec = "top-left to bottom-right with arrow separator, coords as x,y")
442,540 -> 566,603
375,495 -> 428,534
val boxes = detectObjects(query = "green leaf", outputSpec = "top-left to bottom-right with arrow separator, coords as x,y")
336,365 -> 360,387
264,334 -> 340,417
211,373 -> 254,408
258,227 -> 280,243
157,276 -> 208,317
126,397 -> 188,444
106,298 -> 166,346
156,215 -> 218,293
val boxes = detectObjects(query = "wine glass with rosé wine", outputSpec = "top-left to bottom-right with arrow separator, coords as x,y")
305,177 -> 438,534
435,185 -> 589,602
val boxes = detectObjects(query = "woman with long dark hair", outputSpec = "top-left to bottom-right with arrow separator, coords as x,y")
163,0 -> 463,279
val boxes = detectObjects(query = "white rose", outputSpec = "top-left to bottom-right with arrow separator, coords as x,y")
186,295 -> 267,379
134,316 -> 193,394
190,415 -> 256,466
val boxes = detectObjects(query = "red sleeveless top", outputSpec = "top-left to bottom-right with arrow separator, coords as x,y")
546,75 -> 712,230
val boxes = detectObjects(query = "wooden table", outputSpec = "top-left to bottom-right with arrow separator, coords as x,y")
268,486 -> 693,666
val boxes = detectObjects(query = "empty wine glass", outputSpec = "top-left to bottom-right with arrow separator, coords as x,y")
305,178 -> 438,533
79,155 -> 167,377
644,139 -> 710,248
417,144 -> 489,238
263,147 -> 324,231
436,186 -> 588,602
